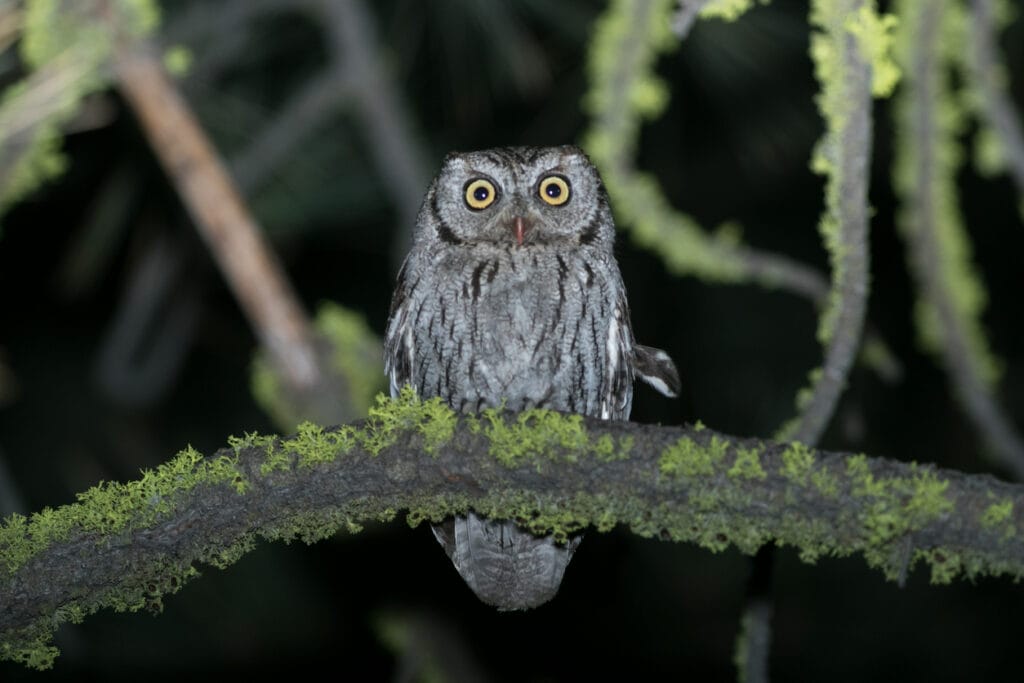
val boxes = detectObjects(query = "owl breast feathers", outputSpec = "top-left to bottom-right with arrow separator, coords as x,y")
384,145 -> 679,610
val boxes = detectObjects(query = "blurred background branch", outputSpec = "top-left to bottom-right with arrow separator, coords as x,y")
967,0 -> 1024,212
893,0 -> 1024,480
582,0 -> 902,385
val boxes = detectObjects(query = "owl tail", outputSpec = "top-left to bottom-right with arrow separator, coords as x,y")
431,513 -> 582,610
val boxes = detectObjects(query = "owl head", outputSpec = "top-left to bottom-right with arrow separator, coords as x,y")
415,146 -> 614,250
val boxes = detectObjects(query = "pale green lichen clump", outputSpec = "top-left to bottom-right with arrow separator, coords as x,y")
845,454 -> 955,581
699,0 -> 769,22
659,435 -> 730,478
477,406 -> 635,468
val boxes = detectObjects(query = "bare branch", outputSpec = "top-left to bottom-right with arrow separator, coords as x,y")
112,46 -> 321,391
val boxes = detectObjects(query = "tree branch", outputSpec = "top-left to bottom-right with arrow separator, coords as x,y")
894,0 -> 1024,479
968,0 -> 1024,204
113,45 -> 321,391
582,0 -> 902,383
2,396 -> 1023,669
779,0 -> 876,446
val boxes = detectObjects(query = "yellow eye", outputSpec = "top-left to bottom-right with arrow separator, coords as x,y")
464,179 -> 497,210
538,175 -> 570,206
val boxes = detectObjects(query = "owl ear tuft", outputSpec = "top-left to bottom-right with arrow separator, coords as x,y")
634,344 -> 680,398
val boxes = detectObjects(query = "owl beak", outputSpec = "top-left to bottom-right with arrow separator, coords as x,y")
512,216 -> 529,246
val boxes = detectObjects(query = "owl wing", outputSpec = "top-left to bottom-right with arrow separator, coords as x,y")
602,290 -> 681,421
634,344 -> 681,398
383,259 -> 415,398
601,295 -> 636,421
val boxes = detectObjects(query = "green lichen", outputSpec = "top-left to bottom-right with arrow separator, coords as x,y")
699,0 -> 769,22
808,0 -> 890,345
373,612 -> 447,683
0,442 -> 252,573
314,302 -> 386,415
980,498 -> 1015,539
659,435 -> 729,478
581,0 -> 753,286
471,406 -> 634,469
0,434 -> 258,669
981,499 -> 1013,526
846,454 -> 955,580
728,445 -> 767,480
845,4 -> 901,96
1,0 -> 159,220
163,45 -> 193,76
288,422 -> 351,467
361,388 -> 456,456
810,466 -> 841,499
962,0 -> 1017,181
779,442 -> 815,484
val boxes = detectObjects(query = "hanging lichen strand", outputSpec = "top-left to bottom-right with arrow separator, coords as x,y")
892,0 -> 1024,479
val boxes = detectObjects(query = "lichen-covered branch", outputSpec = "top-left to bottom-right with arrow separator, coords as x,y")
777,2 -> 894,445
581,0 -> 901,381
2,392 -> 1023,669
893,0 -> 1024,479
0,0 -> 155,218
967,0 -> 1024,210
583,0 -> 809,291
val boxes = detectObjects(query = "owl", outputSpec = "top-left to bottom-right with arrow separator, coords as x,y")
384,145 -> 679,610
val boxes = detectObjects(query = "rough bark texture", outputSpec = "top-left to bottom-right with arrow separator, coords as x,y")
2,405 -> 1023,667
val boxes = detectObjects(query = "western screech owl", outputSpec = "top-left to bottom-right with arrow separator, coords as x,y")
384,145 -> 679,610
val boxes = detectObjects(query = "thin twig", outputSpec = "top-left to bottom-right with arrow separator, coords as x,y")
228,65 -> 354,192
316,0 -> 430,270
168,0 -> 430,270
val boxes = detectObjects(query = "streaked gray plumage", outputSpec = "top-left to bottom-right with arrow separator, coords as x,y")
384,145 -> 679,610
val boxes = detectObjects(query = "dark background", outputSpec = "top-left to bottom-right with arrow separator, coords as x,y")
1,0 -> 1023,680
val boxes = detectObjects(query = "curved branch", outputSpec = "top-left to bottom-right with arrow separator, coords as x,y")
2,398 -> 1023,668
780,0 -> 875,445
582,0 -> 901,381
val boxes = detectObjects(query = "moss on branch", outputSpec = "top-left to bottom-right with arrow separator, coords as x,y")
3,391 -> 1024,669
